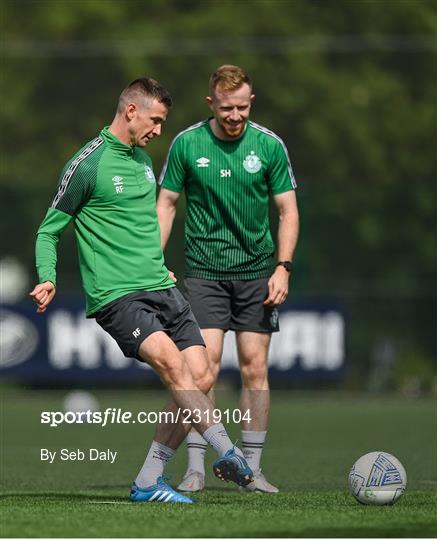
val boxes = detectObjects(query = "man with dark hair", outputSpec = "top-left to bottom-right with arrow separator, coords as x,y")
31,77 -> 253,504
117,78 -> 173,115
158,65 -> 299,493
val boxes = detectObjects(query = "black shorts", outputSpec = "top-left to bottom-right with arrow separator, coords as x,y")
184,277 -> 279,333
95,288 -> 205,359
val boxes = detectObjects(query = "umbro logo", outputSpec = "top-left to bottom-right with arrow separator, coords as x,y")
196,157 -> 210,168
112,176 -> 124,194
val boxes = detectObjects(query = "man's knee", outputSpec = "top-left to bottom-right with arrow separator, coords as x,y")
240,358 -> 269,389
139,342 -> 188,388
193,364 -> 214,394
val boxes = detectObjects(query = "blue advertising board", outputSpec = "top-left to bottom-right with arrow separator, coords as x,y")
1,299 -> 346,383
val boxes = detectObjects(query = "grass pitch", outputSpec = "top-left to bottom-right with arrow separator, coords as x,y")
1,387 -> 436,537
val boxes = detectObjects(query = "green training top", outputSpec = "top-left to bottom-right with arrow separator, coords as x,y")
36,127 -> 174,316
159,119 -> 297,280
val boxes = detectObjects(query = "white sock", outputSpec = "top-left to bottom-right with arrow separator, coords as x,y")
186,431 -> 207,475
242,430 -> 267,473
202,423 -> 236,457
135,440 -> 175,488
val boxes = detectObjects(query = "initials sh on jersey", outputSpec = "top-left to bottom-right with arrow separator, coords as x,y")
159,119 -> 297,280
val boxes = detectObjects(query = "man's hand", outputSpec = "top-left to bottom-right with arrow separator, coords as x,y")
29,281 -> 56,313
169,270 -> 177,283
264,266 -> 289,306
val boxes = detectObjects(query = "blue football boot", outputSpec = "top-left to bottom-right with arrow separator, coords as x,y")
213,448 -> 253,487
130,476 -> 194,503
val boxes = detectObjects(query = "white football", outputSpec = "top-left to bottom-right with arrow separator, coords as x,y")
349,451 -> 407,505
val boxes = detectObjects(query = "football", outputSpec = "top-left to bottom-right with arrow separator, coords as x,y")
349,451 -> 407,505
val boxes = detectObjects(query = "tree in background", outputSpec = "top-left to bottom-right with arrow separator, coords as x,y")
1,0 -> 435,386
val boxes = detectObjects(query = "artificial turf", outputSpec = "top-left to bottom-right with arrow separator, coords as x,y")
1,388 -> 436,537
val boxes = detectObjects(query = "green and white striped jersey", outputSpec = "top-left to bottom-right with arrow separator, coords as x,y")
36,127 -> 174,316
159,119 -> 296,280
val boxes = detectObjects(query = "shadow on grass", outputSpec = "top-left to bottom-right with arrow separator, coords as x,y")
291,524 -> 437,538
0,492 -> 128,503
0,486 -> 239,505
84,483 -> 235,492
86,484 -> 129,489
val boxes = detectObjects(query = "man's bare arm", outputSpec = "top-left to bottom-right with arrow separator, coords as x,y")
264,190 -> 299,306
156,188 -> 182,250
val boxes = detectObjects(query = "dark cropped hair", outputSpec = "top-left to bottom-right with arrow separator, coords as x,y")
117,78 -> 172,112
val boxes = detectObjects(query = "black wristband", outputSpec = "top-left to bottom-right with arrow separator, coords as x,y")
276,261 -> 292,272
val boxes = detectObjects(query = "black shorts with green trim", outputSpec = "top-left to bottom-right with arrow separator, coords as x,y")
95,288 -> 205,359
183,277 -> 279,333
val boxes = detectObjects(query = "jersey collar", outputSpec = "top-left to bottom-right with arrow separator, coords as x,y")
100,126 -> 134,155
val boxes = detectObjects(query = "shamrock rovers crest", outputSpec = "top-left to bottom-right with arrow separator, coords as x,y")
144,165 -> 156,183
270,308 -> 279,329
243,151 -> 262,174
